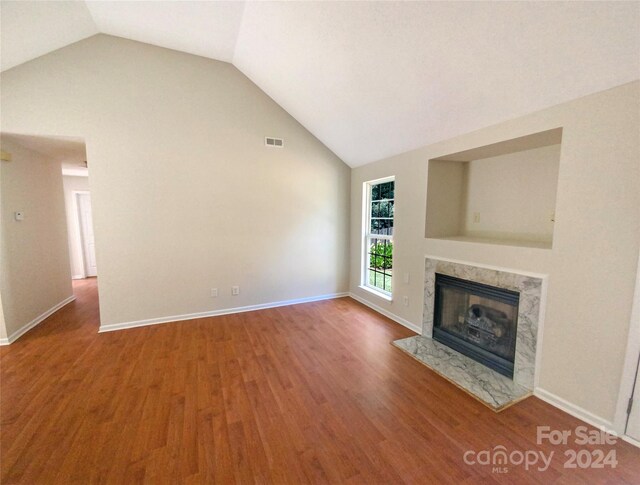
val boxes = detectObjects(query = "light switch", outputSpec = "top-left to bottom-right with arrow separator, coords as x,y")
14,211 -> 24,221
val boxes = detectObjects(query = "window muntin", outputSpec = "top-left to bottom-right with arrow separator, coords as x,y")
364,178 -> 394,296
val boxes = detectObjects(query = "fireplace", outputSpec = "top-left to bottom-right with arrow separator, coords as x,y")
433,273 -> 520,378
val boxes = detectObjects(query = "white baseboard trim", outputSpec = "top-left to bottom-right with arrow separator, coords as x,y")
348,292 -> 421,334
622,435 -> 640,449
71,274 -> 85,280
0,295 -> 76,345
99,292 -> 350,333
537,388 -> 640,448
347,294 -> 617,436
534,387 -> 615,432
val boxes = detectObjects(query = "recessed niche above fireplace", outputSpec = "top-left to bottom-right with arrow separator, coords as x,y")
425,128 -> 562,249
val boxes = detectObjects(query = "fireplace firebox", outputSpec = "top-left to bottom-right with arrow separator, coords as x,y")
433,273 -> 519,378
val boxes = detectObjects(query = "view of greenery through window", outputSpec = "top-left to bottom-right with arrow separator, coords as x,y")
366,180 -> 394,294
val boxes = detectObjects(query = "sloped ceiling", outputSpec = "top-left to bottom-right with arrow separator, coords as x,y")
1,1 -> 639,167
85,1 -> 245,62
0,0 -> 97,71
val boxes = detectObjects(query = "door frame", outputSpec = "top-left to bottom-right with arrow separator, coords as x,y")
73,190 -> 93,278
613,247 -> 640,444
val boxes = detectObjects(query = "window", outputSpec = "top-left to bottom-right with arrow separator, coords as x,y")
363,177 -> 394,297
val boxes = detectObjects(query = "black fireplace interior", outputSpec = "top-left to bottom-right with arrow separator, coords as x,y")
433,273 -> 520,378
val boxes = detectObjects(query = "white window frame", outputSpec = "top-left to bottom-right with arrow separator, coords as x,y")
361,176 -> 395,300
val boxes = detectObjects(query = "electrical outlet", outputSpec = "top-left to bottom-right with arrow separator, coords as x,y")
232,286 -> 240,296
210,288 -> 218,298
403,272 -> 410,284
402,296 -> 409,307
473,212 -> 480,223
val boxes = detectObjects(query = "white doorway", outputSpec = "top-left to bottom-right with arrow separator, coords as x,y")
614,248 -> 640,445
626,357 -> 640,441
76,192 -> 97,277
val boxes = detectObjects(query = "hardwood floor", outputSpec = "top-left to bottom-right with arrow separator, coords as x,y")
1,278 -> 639,484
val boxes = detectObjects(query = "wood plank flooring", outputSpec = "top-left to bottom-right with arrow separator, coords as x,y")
1,278 -> 639,484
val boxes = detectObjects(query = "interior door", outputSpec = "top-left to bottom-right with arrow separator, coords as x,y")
625,250 -> 640,441
77,193 -> 97,277
626,357 -> 640,441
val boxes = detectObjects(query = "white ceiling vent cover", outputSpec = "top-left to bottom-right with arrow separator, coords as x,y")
265,137 -> 284,148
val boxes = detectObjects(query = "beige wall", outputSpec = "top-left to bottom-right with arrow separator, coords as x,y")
462,144 -> 560,243
0,34 -> 350,327
62,175 -> 90,279
350,81 -> 640,424
424,160 -> 466,239
0,139 -> 73,338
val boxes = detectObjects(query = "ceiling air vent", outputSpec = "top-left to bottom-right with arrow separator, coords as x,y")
265,137 -> 284,148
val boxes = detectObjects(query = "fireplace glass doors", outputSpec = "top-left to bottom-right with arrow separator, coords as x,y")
433,274 -> 519,378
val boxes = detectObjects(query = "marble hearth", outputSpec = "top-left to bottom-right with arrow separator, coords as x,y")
393,257 -> 544,411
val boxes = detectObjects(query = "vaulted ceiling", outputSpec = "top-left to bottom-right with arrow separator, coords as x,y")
2,1 -> 639,167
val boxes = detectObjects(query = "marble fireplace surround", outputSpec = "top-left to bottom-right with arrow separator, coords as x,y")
422,256 -> 545,391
